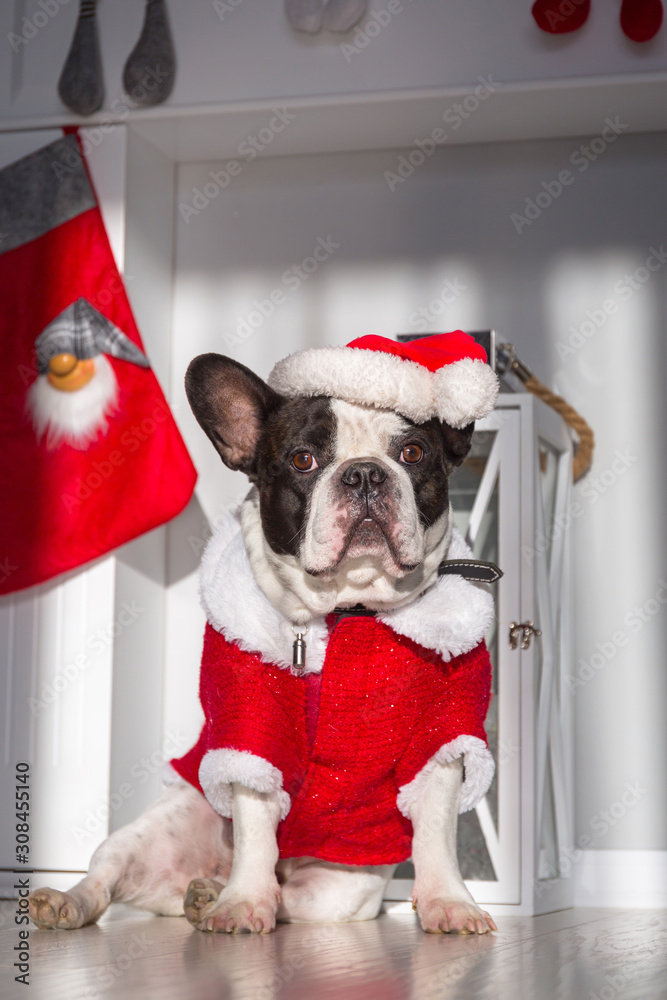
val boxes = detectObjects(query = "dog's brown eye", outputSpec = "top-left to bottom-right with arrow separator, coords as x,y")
400,444 -> 423,465
292,452 -> 317,472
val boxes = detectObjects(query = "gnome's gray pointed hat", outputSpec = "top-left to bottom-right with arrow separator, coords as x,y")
35,297 -> 150,374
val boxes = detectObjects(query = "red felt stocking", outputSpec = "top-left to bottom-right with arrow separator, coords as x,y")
620,0 -> 663,39
532,0 -> 591,33
0,132 -> 197,596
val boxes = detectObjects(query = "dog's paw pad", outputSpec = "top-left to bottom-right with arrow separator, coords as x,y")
203,899 -> 277,934
186,883 -> 279,934
416,898 -> 497,935
183,878 -> 225,924
29,888 -> 86,930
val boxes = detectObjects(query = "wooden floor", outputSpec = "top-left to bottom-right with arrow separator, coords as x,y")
1,902 -> 666,1000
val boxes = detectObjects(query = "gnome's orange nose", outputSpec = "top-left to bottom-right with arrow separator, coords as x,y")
47,353 -> 96,392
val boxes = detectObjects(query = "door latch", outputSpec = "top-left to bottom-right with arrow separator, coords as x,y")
509,621 -> 542,650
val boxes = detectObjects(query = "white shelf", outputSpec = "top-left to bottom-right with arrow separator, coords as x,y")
1,73 -> 666,162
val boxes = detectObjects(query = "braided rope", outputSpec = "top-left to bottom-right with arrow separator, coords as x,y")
523,375 -> 595,482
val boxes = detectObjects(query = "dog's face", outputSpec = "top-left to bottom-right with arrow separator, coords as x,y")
186,354 -> 473,616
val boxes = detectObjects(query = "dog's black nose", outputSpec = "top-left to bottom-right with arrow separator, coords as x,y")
340,461 -> 387,490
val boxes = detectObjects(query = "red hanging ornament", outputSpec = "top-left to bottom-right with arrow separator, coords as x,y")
531,0 -> 591,33
620,0 -> 663,40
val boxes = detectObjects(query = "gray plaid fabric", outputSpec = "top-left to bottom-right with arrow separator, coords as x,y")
35,297 -> 150,373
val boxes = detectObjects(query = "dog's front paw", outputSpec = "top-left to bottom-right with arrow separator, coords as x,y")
415,897 -> 497,935
184,877 -> 280,934
29,888 -> 87,930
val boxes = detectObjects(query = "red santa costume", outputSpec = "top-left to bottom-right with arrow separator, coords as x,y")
170,513 -> 495,867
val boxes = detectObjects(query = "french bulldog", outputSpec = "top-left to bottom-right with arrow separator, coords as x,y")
29,340 -> 498,936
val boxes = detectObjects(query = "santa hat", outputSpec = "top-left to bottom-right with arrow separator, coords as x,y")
267,332 -> 499,429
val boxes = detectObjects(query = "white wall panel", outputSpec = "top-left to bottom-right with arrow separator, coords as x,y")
0,558 -> 116,877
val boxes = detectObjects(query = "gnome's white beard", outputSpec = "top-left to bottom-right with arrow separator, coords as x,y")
27,354 -> 118,450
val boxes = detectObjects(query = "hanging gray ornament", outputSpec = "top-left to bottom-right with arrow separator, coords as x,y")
122,0 -> 176,107
58,0 -> 104,117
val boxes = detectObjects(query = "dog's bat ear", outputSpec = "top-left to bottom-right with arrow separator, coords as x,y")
440,420 -> 474,467
185,354 -> 282,474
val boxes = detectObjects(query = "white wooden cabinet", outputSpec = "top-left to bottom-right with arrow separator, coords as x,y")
0,19 -> 641,902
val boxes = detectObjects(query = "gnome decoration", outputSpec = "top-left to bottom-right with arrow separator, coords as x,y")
0,131 -> 197,596
28,298 -> 150,451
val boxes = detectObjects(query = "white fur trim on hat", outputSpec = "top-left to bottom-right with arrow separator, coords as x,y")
396,735 -> 495,816
268,345 -> 498,428
434,357 -> 499,428
199,748 -> 291,820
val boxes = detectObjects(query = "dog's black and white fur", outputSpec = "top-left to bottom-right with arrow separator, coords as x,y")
29,353 -> 497,936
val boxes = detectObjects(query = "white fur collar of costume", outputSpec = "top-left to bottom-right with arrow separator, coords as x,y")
200,509 -> 494,675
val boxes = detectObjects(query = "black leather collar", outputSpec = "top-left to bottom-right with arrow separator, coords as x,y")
437,558 -> 503,584
332,559 -> 503,621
